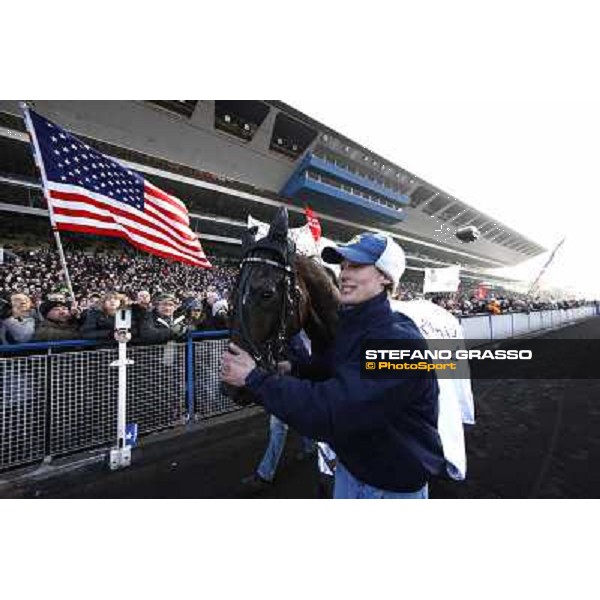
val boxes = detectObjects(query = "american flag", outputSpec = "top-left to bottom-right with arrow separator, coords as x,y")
22,106 -> 212,268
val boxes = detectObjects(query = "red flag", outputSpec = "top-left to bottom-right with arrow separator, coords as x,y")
475,283 -> 489,300
304,205 -> 321,242
23,106 -> 212,268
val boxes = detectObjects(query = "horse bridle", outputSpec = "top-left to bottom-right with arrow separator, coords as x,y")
233,253 -> 300,371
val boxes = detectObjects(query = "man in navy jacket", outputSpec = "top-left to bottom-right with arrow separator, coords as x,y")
222,233 -> 445,498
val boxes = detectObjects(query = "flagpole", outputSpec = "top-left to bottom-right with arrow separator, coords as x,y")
527,237 -> 565,297
20,102 -> 76,305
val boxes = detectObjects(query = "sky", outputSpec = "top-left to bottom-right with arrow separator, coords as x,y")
5,4 -> 599,297
289,7 -> 600,298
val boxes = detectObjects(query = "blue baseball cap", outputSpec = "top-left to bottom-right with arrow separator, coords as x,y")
321,232 -> 406,290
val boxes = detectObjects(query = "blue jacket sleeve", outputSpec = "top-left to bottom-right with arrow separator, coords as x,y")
244,362 -> 431,444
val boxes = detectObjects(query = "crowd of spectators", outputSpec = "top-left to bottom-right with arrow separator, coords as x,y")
426,291 -> 591,318
1,247 -> 237,303
0,246 -> 236,345
1,243 -> 595,346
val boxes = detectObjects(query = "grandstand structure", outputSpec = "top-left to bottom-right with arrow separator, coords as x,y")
0,100 -> 545,289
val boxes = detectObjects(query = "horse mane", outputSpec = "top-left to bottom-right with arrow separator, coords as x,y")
295,254 -> 340,350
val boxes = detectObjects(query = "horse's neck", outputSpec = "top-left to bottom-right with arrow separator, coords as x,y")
295,256 -> 339,353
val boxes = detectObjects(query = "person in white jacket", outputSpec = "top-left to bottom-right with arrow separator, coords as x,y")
390,297 -> 475,480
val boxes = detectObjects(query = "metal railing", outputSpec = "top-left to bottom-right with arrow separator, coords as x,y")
0,331 -> 232,473
457,305 -> 596,341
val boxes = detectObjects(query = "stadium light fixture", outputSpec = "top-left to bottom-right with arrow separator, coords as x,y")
224,114 -> 231,123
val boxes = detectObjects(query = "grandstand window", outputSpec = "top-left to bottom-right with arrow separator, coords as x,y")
147,101 -> 198,118
0,179 -> 45,209
422,195 -> 453,216
494,232 -> 510,243
482,228 -> 499,239
470,217 -> 488,228
410,185 -> 436,208
452,210 -> 477,226
270,113 -> 317,160
214,101 -> 270,142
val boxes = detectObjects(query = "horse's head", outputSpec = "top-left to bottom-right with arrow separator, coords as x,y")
226,207 -> 301,405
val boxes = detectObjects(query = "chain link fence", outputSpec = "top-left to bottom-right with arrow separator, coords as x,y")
192,337 -> 239,419
1,354 -> 47,470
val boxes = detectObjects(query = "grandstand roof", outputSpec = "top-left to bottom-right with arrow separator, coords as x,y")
0,100 -> 545,279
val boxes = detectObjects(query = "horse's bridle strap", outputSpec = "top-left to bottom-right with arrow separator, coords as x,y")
241,256 -> 293,274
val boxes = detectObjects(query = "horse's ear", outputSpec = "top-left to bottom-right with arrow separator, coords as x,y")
241,226 -> 259,254
268,206 -> 289,245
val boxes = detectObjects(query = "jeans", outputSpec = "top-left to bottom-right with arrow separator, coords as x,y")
256,415 -> 314,482
333,462 -> 429,499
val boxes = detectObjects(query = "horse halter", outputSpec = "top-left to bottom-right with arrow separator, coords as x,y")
233,248 -> 300,371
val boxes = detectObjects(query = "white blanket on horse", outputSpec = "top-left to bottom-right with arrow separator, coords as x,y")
390,299 -> 475,480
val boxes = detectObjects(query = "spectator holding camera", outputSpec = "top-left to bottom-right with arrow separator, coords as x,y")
137,292 -> 188,344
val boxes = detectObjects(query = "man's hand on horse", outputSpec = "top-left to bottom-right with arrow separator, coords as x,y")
221,343 -> 256,387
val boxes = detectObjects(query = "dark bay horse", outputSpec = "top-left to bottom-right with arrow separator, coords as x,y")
227,207 -> 339,405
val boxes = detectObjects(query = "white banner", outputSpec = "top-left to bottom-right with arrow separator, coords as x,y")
422,265 -> 461,293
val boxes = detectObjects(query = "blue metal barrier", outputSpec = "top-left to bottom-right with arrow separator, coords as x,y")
0,330 -> 235,473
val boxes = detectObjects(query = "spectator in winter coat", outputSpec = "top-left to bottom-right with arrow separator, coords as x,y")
34,300 -> 80,341
79,291 -> 120,341
137,293 -> 188,344
0,293 -> 39,344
